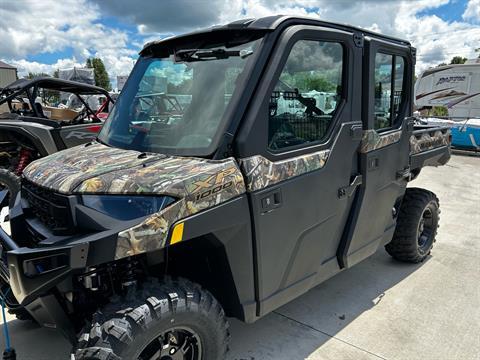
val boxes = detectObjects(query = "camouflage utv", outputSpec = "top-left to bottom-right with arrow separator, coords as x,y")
0,16 -> 451,360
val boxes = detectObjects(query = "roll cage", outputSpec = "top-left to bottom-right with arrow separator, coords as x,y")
0,77 -> 114,124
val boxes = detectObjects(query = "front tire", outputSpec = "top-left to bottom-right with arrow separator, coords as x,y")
386,188 -> 439,263
75,278 -> 229,360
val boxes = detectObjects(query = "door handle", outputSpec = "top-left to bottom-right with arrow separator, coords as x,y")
260,189 -> 282,213
338,175 -> 363,199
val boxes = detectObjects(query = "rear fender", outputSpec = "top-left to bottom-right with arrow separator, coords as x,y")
0,125 -> 52,156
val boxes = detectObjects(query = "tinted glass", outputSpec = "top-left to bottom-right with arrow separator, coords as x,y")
268,40 -> 343,151
98,38 -> 261,156
374,53 -> 394,130
393,57 -> 405,119
374,53 -> 406,130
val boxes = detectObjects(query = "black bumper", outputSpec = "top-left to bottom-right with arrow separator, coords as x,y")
0,227 -> 89,343
0,194 -> 152,343
2,203 -> 131,307
0,223 -> 122,344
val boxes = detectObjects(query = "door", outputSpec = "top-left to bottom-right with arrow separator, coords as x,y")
237,25 -> 363,316
339,38 -> 415,268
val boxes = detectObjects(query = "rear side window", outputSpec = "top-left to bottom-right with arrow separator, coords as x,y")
268,40 -> 343,151
374,53 -> 406,130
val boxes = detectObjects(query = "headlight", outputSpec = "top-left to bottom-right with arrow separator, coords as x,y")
81,195 -> 176,221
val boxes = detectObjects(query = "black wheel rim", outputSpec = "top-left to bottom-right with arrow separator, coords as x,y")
138,326 -> 202,360
417,207 -> 434,253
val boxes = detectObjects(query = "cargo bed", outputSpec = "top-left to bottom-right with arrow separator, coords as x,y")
410,124 -> 451,170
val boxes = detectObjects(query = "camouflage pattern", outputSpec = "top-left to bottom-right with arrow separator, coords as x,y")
23,143 -> 162,194
239,150 -> 331,192
22,142 -> 246,259
359,129 -> 402,153
410,129 -> 451,155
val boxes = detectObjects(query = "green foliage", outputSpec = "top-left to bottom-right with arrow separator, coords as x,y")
24,73 -> 61,105
281,72 -> 337,92
450,56 -> 467,65
85,57 -> 111,91
305,76 -> 337,92
26,72 -> 50,79
431,106 -> 448,117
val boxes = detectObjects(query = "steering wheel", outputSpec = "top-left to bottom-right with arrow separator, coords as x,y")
71,107 -> 89,124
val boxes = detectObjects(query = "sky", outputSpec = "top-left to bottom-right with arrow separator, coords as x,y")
1,0 -> 479,87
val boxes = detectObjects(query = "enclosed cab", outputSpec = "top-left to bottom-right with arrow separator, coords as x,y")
0,16 -> 450,360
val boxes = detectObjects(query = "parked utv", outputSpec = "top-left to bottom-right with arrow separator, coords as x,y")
0,77 -> 114,207
0,16 -> 451,360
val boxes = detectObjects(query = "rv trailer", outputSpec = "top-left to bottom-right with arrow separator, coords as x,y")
415,61 -> 480,150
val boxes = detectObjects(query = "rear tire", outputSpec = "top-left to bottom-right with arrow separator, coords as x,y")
386,188 -> 439,263
75,277 -> 229,360
0,169 -> 20,208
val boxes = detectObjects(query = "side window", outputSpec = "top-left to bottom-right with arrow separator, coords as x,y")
268,40 -> 343,151
374,53 -> 405,130
393,57 -> 405,120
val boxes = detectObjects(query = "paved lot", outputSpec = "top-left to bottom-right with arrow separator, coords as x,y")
1,154 -> 479,360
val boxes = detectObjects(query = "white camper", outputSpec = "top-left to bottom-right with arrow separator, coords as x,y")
414,63 -> 480,118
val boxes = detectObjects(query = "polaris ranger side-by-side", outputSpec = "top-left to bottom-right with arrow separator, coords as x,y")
0,16 -> 451,360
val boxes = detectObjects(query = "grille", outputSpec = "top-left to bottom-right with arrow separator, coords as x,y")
22,180 -> 74,235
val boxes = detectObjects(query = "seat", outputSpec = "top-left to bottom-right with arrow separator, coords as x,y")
33,103 -> 46,118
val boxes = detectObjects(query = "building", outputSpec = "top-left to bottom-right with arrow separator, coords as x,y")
117,75 -> 128,91
0,61 -> 17,88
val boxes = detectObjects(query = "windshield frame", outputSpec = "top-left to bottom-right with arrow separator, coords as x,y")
98,31 -> 267,157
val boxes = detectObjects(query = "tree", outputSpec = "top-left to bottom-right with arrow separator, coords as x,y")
450,56 -> 467,65
24,72 -> 61,105
85,57 -> 111,91
26,72 -> 50,79
431,106 -> 448,117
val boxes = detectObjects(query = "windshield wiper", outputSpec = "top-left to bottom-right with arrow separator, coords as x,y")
175,48 -> 253,62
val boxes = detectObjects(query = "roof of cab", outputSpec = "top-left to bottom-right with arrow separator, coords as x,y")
141,15 -> 411,55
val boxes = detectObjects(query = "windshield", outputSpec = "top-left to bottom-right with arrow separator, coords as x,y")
98,37 -> 262,156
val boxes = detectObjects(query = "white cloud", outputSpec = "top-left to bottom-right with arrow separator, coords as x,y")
0,0 -> 137,82
91,0 -> 232,34
219,0 -> 479,74
8,58 -> 83,75
463,0 -> 480,21
1,0 -> 479,82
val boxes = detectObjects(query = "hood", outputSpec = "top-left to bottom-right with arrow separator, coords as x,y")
23,142 -> 246,200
